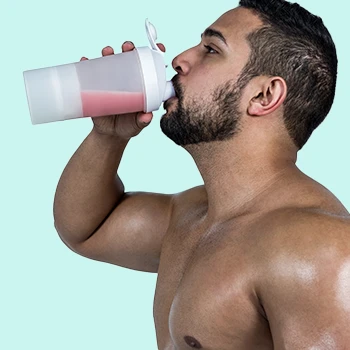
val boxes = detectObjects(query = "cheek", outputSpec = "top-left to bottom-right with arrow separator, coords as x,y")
184,72 -> 219,101
183,63 -> 238,102
183,85 -> 212,105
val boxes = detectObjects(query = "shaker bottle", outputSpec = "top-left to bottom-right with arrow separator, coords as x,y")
23,19 -> 175,125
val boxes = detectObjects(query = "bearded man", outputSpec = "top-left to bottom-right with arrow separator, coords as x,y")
54,0 -> 350,348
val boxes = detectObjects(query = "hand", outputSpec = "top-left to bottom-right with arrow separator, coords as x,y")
80,41 -> 166,140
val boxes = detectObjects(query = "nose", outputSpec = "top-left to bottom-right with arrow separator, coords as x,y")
172,47 -> 195,76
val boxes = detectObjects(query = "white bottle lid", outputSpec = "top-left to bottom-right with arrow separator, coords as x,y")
135,19 -> 175,113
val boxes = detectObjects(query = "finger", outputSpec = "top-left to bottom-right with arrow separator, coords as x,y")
137,112 -> 153,126
121,41 -> 164,53
122,41 -> 135,52
156,43 -> 166,52
80,57 -> 89,61
102,46 -> 115,56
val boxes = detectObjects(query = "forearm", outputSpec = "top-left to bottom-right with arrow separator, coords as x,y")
53,128 -> 129,246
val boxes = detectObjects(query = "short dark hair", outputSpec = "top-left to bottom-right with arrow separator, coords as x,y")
238,0 -> 338,149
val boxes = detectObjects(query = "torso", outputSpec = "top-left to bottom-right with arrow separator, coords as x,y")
153,173 -> 350,350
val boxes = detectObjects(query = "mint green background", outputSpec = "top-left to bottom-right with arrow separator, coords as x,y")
1,0 -> 349,349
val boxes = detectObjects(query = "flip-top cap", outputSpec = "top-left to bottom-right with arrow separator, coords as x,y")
135,19 -> 175,112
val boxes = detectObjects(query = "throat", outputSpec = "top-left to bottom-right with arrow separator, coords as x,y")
184,336 -> 202,348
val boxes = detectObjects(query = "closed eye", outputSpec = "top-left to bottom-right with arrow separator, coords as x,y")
204,45 -> 218,54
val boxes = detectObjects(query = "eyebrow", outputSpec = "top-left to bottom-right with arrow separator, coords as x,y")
201,28 -> 228,46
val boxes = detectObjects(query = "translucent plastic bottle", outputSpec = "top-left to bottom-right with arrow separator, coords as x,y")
23,19 -> 175,125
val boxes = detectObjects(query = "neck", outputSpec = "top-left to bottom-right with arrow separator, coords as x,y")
184,137 -> 298,223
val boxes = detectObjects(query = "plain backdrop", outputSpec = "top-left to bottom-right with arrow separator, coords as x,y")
1,0 -> 349,349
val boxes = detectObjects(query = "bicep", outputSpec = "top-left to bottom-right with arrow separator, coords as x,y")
72,191 -> 174,273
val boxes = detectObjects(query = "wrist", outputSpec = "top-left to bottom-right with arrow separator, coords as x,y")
90,127 -> 130,148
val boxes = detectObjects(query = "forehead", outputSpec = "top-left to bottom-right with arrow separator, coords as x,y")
209,7 -> 263,45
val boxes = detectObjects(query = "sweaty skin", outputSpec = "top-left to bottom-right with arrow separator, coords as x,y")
155,182 -> 350,349
54,6 -> 350,350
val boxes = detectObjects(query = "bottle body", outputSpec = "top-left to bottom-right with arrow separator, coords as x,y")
23,50 -> 146,125
77,51 -> 145,117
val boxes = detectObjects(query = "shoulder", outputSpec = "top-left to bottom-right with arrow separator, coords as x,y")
173,185 -> 207,203
256,206 -> 350,306
255,208 -> 350,346
254,207 -> 350,302
172,185 -> 208,217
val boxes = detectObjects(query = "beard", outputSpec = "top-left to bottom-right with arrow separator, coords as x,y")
160,75 -> 247,146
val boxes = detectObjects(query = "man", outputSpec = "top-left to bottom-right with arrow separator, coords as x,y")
53,0 -> 350,348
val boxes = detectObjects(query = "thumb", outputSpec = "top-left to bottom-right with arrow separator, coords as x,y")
136,112 -> 153,128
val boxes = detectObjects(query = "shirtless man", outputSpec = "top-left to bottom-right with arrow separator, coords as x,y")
53,0 -> 350,348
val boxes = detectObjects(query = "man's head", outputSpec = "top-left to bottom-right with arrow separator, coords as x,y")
161,0 -> 337,150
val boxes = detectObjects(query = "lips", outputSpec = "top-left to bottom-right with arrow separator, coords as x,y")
172,76 -> 181,97
163,75 -> 181,110
164,96 -> 177,110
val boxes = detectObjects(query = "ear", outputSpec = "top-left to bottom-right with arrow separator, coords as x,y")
247,77 -> 287,117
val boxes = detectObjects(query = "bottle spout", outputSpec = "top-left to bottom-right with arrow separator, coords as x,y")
163,81 -> 175,101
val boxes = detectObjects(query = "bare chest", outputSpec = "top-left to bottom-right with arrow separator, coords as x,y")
153,220 -> 273,350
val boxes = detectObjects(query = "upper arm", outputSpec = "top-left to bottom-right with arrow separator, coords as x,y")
259,218 -> 350,349
71,191 -> 174,273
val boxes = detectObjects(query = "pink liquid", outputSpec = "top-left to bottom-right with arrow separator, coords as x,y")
81,90 -> 145,117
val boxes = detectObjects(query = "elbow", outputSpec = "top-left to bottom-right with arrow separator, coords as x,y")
53,220 -> 84,255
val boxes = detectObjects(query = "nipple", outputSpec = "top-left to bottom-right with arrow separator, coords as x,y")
184,336 -> 202,349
